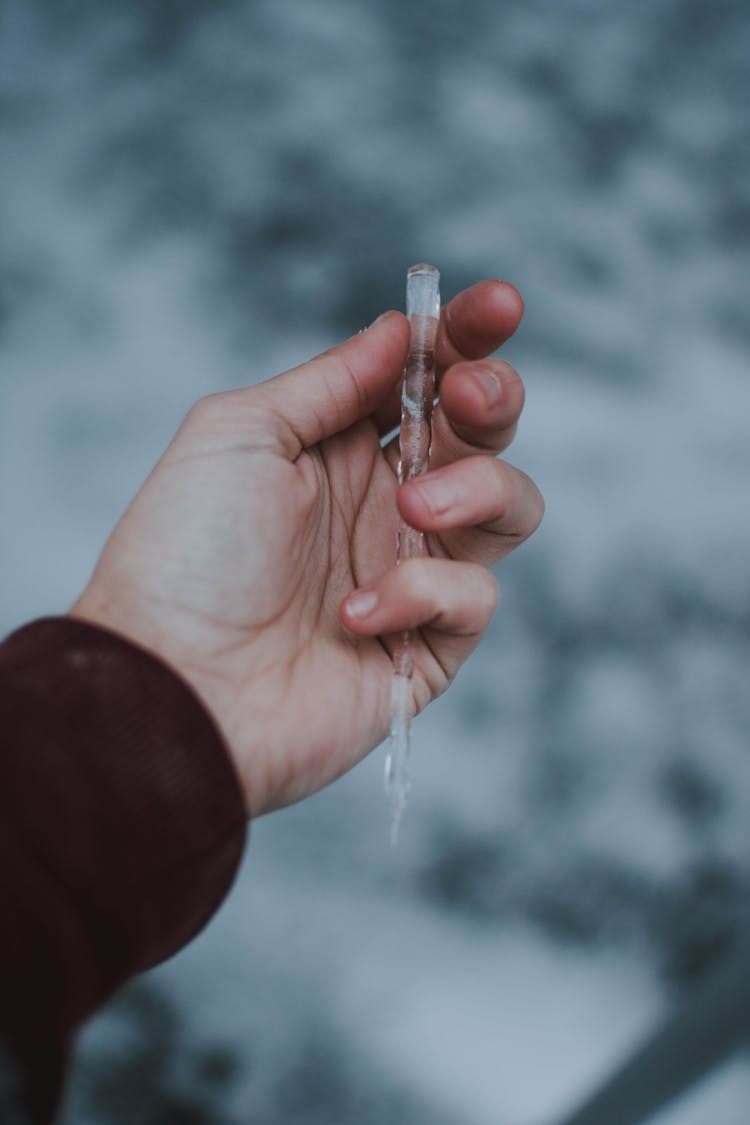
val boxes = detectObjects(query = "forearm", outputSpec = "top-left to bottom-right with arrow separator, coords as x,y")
0,617 -> 247,1043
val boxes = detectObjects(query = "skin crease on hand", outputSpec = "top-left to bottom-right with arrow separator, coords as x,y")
70,280 -> 544,818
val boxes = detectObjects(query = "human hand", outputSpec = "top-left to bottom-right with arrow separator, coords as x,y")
71,281 -> 543,816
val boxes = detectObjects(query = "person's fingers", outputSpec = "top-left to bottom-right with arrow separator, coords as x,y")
372,280 -> 524,438
397,455 -> 545,566
435,358 -> 524,458
341,557 -> 499,640
253,311 -> 410,456
382,357 -> 525,473
437,279 -> 524,371
244,280 -> 522,456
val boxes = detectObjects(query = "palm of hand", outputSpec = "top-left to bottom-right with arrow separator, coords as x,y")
80,401 -> 440,814
232,417 -> 405,811
186,400 -> 474,812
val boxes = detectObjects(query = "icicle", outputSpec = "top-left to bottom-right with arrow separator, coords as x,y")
385,263 -> 440,844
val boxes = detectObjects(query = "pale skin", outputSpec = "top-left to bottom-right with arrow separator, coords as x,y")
71,280 -> 544,817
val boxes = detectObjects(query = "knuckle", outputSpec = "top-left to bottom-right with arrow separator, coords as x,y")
475,567 -> 500,616
314,351 -> 369,431
186,392 -> 229,428
522,473 -> 545,536
400,559 -> 438,606
185,389 -> 272,444
486,455 -> 509,489
492,465 -> 544,541
483,457 -> 513,514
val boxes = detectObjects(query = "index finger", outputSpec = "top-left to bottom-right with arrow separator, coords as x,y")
436,279 -> 524,375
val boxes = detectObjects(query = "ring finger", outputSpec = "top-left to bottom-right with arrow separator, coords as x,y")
397,455 -> 544,567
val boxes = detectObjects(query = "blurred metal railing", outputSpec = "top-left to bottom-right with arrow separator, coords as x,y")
552,943 -> 750,1125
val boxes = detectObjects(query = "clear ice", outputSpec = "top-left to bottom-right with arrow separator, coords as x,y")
385,263 -> 440,844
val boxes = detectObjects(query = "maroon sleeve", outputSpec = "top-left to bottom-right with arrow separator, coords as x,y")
0,616 -> 248,1053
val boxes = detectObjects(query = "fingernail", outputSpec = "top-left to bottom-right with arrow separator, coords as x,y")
345,589 -> 378,618
473,364 -> 503,407
413,474 -> 461,515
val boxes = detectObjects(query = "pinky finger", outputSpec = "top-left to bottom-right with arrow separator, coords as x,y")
341,558 -> 499,704
340,557 -> 499,640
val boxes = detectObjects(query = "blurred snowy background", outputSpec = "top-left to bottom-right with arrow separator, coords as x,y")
2,0 -> 750,1121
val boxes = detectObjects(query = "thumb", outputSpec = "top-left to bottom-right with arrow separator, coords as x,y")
256,311 -> 409,455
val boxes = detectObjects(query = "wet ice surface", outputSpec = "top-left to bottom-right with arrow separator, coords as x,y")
2,1 -> 750,1121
